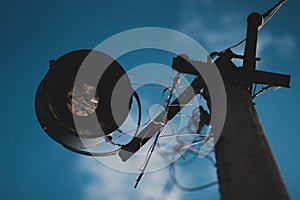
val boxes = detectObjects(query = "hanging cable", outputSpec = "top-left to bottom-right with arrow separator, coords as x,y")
114,91 -> 142,144
262,0 -> 287,26
169,164 -> 218,191
133,91 -> 142,137
252,85 -> 281,99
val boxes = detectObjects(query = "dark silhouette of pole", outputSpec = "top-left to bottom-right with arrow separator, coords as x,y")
214,13 -> 290,200
243,12 -> 262,94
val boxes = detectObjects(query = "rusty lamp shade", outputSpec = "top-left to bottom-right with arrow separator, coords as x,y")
35,50 -> 133,149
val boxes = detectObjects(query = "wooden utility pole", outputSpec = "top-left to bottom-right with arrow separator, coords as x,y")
214,83 -> 290,200
214,13 -> 290,200
118,5 -> 291,199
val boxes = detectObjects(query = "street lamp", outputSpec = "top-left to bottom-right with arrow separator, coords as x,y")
35,49 -> 133,151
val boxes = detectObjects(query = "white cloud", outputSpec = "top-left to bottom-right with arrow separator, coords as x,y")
177,0 -> 295,59
257,32 -> 296,58
77,157 -> 183,200
79,157 -> 185,200
177,0 -> 243,49
76,149 -> 219,200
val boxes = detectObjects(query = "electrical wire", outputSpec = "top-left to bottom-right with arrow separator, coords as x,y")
262,0 -> 287,26
252,85 -> 281,99
210,0 -> 287,59
169,164 -> 218,192
62,143 -> 120,157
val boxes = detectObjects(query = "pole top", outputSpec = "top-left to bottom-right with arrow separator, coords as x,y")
247,12 -> 264,28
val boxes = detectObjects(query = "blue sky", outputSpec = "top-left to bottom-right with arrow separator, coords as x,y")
1,0 -> 299,199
